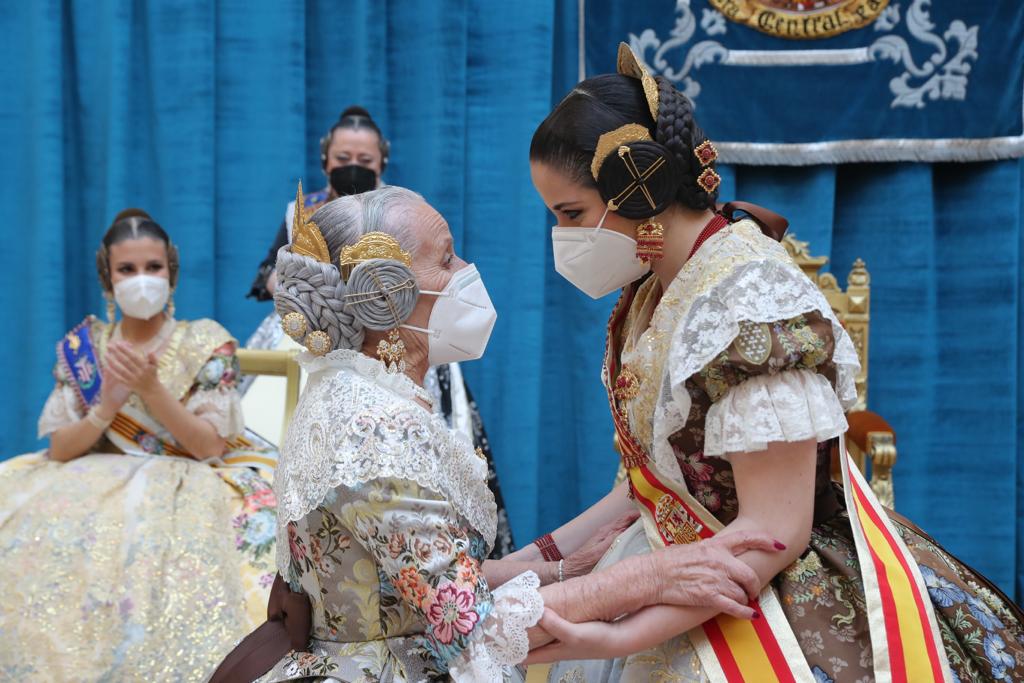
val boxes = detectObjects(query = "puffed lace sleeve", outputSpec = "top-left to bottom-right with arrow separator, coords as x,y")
37,362 -> 84,438
653,226 -> 861,468
341,478 -> 543,680
184,341 -> 244,438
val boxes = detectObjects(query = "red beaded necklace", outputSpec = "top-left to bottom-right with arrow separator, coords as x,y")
686,213 -> 729,261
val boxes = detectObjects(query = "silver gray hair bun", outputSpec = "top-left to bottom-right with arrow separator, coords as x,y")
274,247 -> 366,351
344,258 -> 419,331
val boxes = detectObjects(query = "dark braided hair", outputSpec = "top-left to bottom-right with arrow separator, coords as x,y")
530,74 -> 718,212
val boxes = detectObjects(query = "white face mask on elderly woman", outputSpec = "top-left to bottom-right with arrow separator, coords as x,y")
402,264 -> 497,366
550,206 -> 651,299
113,274 -> 170,320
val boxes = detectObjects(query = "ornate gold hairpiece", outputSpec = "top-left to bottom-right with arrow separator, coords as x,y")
591,124 -> 653,180
291,181 -> 331,264
339,231 -> 412,280
616,42 -> 659,123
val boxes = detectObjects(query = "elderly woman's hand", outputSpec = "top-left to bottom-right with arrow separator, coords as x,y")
648,530 -> 784,620
562,511 -> 639,579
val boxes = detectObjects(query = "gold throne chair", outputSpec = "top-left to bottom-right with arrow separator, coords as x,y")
782,235 -> 896,508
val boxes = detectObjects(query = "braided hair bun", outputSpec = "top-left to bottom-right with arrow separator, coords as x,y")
594,139 -> 682,219
653,76 -> 718,211
344,258 -> 419,331
274,247 -> 366,353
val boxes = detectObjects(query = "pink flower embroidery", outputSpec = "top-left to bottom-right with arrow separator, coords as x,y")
287,523 -> 307,561
426,582 -> 479,644
245,487 -> 277,511
680,451 -> 714,483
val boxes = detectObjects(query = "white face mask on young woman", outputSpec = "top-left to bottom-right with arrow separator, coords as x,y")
550,206 -> 650,299
402,264 -> 497,366
113,274 -> 170,320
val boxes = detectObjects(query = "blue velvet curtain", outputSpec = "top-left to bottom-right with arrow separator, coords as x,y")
1,1 -> 1021,601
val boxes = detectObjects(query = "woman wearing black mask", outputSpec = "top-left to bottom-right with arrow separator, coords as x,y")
247,106 -> 387,303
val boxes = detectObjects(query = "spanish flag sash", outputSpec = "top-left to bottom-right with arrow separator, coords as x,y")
604,285 -> 950,683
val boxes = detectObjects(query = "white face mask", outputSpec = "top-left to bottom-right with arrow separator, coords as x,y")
403,264 -> 497,366
113,274 -> 170,320
550,207 -> 650,299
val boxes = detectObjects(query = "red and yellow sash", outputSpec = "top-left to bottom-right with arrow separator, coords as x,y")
107,409 -> 278,474
604,285 -> 950,683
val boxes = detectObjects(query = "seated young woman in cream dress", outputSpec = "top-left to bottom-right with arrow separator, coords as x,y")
0,210 -> 277,682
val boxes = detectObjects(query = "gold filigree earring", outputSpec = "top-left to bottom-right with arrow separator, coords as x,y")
635,220 -> 665,264
167,292 -> 176,319
377,329 -> 406,374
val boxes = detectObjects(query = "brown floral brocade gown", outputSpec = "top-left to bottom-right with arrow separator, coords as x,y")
548,220 -> 1024,683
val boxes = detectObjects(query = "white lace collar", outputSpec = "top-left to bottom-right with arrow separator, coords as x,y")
276,349 -> 498,570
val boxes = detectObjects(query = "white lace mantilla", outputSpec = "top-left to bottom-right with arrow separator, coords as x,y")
449,570 -> 544,681
274,350 -> 497,570
649,222 -> 861,480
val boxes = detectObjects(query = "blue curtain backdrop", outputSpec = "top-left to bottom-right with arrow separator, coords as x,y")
1,2 -> 1021,601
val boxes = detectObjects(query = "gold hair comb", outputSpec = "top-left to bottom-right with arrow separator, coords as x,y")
291,181 -> 331,264
616,42 -> 660,123
591,123 -> 653,180
339,231 -> 412,281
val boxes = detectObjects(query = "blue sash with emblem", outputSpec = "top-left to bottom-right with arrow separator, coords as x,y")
57,318 -> 103,410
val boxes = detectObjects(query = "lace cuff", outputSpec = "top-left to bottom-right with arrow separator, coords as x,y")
448,571 -> 544,681
704,369 -> 848,458
185,387 -> 244,439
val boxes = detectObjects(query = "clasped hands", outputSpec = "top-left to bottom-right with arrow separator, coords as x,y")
526,530 -> 783,664
97,341 -> 161,418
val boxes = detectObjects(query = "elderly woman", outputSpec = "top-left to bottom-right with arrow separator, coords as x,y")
524,45 -> 1024,682
237,185 -> 780,683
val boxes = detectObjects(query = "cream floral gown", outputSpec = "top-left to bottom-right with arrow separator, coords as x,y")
0,316 -> 277,682
260,349 -> 542,682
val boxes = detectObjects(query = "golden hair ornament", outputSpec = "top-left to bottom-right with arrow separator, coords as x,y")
590,124 -> 653,181
304,330 -> 332,357
338,231 -> 412,281
290,181 -> 332,264
281,311 -> 309,341
616,42 -> 660,123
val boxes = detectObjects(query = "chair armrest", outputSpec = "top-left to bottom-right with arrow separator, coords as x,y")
845,410 -> 897,508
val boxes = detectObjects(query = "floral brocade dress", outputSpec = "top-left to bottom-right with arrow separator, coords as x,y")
0,316 -> 277,682
259,349 -> 543,682
548,220 -> 1024,683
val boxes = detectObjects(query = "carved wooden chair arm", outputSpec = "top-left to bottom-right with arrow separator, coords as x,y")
845,410 -> 897,508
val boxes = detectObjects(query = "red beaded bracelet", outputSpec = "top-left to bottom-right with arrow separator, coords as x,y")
533,533 -> 563,562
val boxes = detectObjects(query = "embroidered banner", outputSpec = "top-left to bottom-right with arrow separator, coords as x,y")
584,0 -> 1024,164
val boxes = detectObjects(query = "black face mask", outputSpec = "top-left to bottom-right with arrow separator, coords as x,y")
329,164 -> 378,196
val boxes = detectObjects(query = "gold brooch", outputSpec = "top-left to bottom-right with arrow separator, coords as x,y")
613,367 -> 642,403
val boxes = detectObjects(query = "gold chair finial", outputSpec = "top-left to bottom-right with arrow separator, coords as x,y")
291,180 -> 332,264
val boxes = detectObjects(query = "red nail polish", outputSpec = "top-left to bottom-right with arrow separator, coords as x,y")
773,541 -> 786,550
753,611 -> 762,619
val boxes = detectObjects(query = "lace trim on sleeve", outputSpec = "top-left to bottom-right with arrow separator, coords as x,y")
185,387 -> 244,439
704,369 -> 849,458
37,383 -> 83,439
448,571 -> 544,681
652,251 -> 860,481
